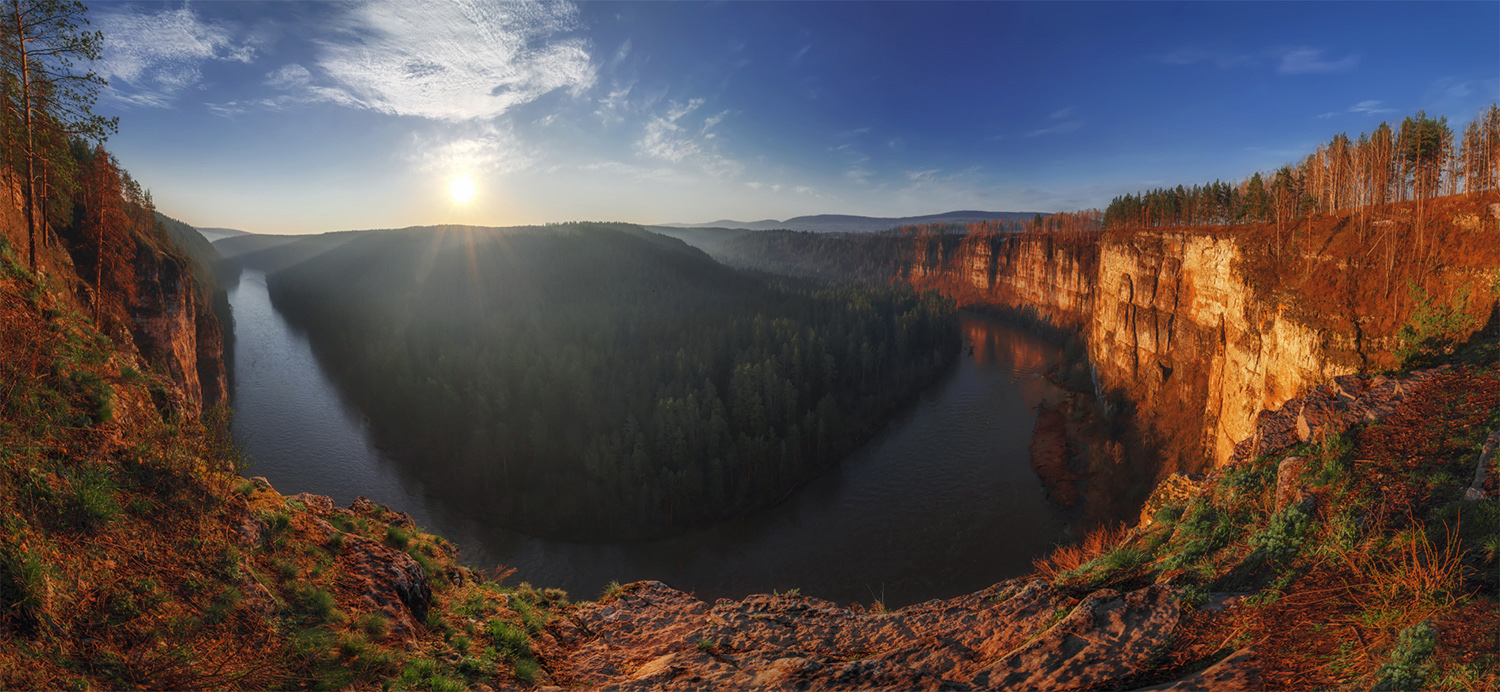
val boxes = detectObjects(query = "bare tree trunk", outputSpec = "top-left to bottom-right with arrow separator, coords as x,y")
12,0 -> 37,272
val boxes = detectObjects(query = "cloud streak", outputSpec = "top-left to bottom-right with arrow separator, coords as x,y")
636,99 -> 741,178
1026,106 -> 1083,137
96,6 -> 256,108
314,0 -> 596,121
1277,48 -> 1359,75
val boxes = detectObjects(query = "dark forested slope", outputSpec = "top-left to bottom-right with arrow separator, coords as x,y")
265,223 -> 961,539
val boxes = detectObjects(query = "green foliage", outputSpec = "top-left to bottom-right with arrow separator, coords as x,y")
1160,503 -> 1243,573
286,585 -> 338,625
1248,503 -> 1314,565
1153,505 -> 1184,525
352,612 -> 387,639
1102,547 -> 1150,572
65,465 -> 120,531
601,580 -> 624,601
454,655 -> 491,679
385,525 -> 410,548
202,587 -> 241,625
512,657 -> 539,684
1395,281 -> 1473,368
0,543 -> 46,634
486,619 -> 531,660
1371,621 -> 1438,691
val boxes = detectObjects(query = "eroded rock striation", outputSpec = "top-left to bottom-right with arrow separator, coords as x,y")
541,580 -> 1189,690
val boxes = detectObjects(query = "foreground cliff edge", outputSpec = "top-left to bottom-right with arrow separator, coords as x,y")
3,194 -> 1499,690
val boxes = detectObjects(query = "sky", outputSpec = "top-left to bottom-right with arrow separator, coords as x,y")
89,0 -> 1499,234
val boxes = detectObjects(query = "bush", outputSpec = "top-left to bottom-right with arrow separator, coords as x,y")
1248,503 -> 1314,565
354,612 -> 388,641
512,657 -> 539,684
66,466 -> 120,531
1394,282 -> 1473,368
385,525 -> 410,548
1371,620 -> 1437,691
1103,547 -> 1150,572
288,585 -> 338,625
486,619 -> 530,659
67,370 -> 113,425
1160,503 -> 1241,572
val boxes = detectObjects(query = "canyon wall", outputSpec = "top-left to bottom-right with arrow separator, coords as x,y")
1,189 -> 226,418
898,212 -> 1496,473
127,235 -> 228,414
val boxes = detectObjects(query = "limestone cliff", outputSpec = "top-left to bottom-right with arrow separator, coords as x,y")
126,233 -> 228,414
897,199 -> 1499,473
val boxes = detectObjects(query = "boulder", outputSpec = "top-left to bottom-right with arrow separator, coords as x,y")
1274,456 -> 1313,511
338,534 -> 432,636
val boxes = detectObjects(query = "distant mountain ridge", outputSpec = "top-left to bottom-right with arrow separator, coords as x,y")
661,210 -> 1046,233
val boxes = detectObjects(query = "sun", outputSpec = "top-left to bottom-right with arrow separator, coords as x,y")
449,175 -> 475,204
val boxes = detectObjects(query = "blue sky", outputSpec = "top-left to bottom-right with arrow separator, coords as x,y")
91,1 -> 1498,234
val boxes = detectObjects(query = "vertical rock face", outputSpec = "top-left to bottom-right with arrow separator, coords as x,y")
127,237 -> 228,416
898,230 -> 1399,472
1084,233 -> 1352,471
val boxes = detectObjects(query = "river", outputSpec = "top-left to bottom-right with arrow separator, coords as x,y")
226,267 -> 1088,608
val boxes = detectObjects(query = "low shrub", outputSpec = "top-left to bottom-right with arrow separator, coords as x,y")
1371,620 -> 1437,691
1248,502 -> 1314,565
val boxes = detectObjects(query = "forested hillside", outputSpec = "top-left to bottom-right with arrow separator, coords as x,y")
266,223 -> 961,539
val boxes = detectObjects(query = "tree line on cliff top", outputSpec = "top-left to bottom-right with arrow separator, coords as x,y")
1102,106 -> 1500,230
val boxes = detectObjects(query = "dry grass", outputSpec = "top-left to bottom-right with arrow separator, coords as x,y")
1032,521 -> 1132,580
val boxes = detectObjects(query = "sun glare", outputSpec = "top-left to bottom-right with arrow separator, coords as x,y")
449,175 -> 475,204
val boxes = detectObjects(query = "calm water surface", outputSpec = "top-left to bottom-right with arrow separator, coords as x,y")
228,268 -> 1084,607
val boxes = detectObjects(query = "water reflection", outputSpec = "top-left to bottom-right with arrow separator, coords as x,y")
231,270 -> 1098,608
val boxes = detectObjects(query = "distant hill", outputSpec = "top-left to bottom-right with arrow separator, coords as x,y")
196,227 -> 250,242
660,210 -> 1045,233
213,231 -> 362,275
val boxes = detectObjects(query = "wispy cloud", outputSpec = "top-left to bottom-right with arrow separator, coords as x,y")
411,123 -> 535,176
1349,99 -> 1394,115
96,6 -> 256,108
1316,99 -> 1395,120
1277,48 -> 1359,75
1026,107 -> 1083,137
314,0 -> 596,122
1159,47 -> 1250,68
906,169 -> 940,182
791,43 -> 812,65
207,63 -> 360,118
636,99 -> 741,178
594,83 -> 634,124
610,39 -> 632,68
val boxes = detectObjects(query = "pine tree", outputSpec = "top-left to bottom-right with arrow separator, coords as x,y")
0,0 -> 115,270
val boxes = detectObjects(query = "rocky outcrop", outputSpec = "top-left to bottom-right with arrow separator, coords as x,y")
127,236 -> 227,415
898,224 -> 1493,473
543,579 -> 1191,690
1227,366 -> 1451,465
